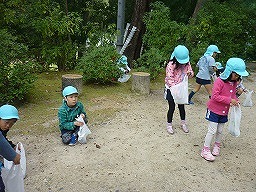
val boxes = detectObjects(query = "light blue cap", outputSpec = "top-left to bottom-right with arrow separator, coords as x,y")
170,45 -> 190,64
0,104 -> 19,120
215,62 -> 224,69
220,58 -> 249,80
62,86 -> 78,97
204,45 -> 221,56
118,55 -> 128,65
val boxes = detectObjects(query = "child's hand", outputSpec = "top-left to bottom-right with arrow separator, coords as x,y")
74,121 -> 84,127
187,71 -> 192,77
14,144 -> 21,151
79,114 -> 88,123
13,153 -> 21,165
212,66 -> 218,72
230,99 -> 239,106
236,88 -> 244,96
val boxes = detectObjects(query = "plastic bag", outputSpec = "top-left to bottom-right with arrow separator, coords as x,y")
169,75 -> 188,104
4,142 -> 26,178
1,165 -> 25,192
242,90 -> 253,107
2,143 -> 25,192
76,115 -> 91,144
228,105 -> 241,137
118,74 -> 131,83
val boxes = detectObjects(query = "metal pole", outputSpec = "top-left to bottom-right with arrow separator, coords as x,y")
116,0 -> 125,53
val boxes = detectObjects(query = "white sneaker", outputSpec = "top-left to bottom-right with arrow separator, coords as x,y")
167,123 -> 174,134
181,124 -> 189,133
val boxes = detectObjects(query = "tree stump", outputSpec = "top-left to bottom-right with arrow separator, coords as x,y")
62,74 -> 83,94
132,72 -> 150,94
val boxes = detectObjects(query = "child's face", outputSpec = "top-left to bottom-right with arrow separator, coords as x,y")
231,72 -> 241,81
65,93 -> 79,107
0,118 -> 17,131
212,52 -> 217,58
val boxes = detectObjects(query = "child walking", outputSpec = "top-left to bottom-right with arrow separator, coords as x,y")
201,58 -> 249,161
188,45 -> 221,104
165,45 -> 194,134
58,86 -> 88,146
0,104 -> 21,192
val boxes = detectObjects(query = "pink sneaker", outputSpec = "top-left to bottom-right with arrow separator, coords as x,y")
201,146 -> 215,161
167,123 -> 174,134
181,124 -> 189,133
212,142 -> 221,156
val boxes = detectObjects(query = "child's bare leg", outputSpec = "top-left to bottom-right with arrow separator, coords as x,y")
204,84 -> 213,98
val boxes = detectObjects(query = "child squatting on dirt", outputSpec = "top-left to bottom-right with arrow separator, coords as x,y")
201,58 -> 249,162
0,104 -> 21,192
58,86 -> 88,146
164,45 -> 194,134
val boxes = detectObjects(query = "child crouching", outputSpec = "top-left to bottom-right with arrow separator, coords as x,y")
58,86 -> 88,146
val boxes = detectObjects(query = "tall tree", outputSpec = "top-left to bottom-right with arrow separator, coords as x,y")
123,0 -> 151,66
192,0 -> 207,19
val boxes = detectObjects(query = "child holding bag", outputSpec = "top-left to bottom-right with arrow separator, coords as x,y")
201,58 -> 249,161
164,45 -> 194,134
58,86 -> 88,146
0,104 -> 21,192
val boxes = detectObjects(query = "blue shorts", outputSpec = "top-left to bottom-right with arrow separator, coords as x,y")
196,77 -> 211,85
205,109 -> 228,123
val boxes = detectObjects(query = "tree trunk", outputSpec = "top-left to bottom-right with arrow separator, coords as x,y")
132,72 -> 150,94
62,74 -> 83,94
191,0 -> 207,20
124,0 -> 151,68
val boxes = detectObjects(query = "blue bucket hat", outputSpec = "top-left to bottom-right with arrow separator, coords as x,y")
215,62 -> 224,69
62,86 -> 78,97
0,104 -> 19,120
204,45 -> 221,56
220,58 -> 249,80
170,45 -> 190,64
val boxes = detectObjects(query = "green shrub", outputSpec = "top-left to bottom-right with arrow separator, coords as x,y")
76,44 -> 122,84
136,1 -> 187,78
0,61 -> 36,104
187,0 -> 255,63
0,29 -> 36,104
135,47 -> 165,79
143,2 -> 187,58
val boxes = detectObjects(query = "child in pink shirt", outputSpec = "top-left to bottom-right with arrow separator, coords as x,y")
201,58 -> 249,161
164,45 -> 194,134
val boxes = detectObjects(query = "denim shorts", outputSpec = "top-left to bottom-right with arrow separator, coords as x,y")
196,77 -> 211,85
205,109 -> 228,123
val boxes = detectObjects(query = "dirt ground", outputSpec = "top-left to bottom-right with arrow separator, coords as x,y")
12,72 -> 256,192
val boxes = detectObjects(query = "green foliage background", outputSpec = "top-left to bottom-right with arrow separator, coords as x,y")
0,29 -> 36,104
76,44 -> 122,84
140,0 -> 256,75
0,0 -> 255,103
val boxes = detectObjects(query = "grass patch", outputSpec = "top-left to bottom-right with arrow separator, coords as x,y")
12,69 -> 166,136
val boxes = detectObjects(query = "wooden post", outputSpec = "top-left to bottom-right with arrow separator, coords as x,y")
132,72 -> 150,94
62,74 -> 83,94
